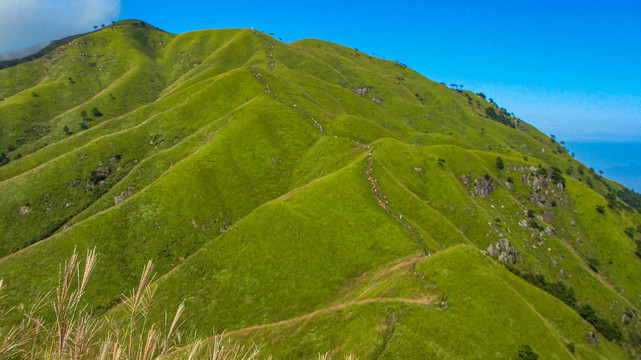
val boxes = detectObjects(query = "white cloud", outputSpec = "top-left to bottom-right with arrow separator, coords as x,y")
0,0 -> 121,54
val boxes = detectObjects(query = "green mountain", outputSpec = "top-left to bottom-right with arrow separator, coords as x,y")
1,19 -> 641,359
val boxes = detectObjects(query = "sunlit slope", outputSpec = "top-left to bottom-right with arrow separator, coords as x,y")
1,19 -> 641,359
0,26 -> 268,257
0,93 -> 350,311
150,159 -> 422,331
220,246 -> 626,359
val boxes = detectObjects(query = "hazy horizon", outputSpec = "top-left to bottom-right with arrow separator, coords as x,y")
565,141 -> 641,192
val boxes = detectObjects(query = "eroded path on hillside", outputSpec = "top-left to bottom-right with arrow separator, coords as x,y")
224,297 -> 435,337
168,249 -> 440,356
365,150 -> 427,254
250,65 -> 325,135
169,296 -> 436,357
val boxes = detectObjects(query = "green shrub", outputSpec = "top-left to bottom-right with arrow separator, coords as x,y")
529,220 -> 542,230
548,281 -> 577,308
520,272 -> 576,308
586,257 -> 599,273
485,106 -> 515,128
617,187 -> 641,212
606,193 -> 621,209
505,264 -> 521,276
578,304 -> 597,323
88,170 -> 108,184
578,304 -> 624,342
550,167 -> 565,186
517,344 -> 539,359
0,152 -> 9,166
566,342 -> 575,353
592,317 -> 624,342
625,227 -> 635,239
496,156 -> 504,170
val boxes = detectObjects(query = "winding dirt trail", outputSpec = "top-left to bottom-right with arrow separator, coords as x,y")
365,150 -> 427,254
354,253 -> 425,300
166,296 -> 433,358
248,30 -> 326,136
168,296 -> 434,356
224,297 -> 434,337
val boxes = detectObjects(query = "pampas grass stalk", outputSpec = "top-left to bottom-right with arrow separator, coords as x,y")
0,249 -> 357,359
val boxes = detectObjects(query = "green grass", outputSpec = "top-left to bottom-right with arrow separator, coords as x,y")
1,19 -> 641,359
149,160 -> 420,333
220,246 -> 626,358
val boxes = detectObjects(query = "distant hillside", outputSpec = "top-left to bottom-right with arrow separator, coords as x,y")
0,35 -> 84,70
567,141 -> 641,192
1,19 -> 641,359
0,42 -> 48,62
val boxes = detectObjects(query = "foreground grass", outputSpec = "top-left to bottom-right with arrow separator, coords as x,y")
0,249 -> 359,360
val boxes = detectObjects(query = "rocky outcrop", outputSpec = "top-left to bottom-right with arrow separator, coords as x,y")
585,331 -> 598,345
520,169 -> 568,208
113,186 -> 135,205
486,236 -> 517,264
351,86 -> 371,96
460,174 -> 496,197
508,165 -> 538,172
521,173 -> 551,190
460,175 -> 470,185
473,176 -> 496,197
542,211 -> 555,221
109,155 -> 122,166
87,163 -> 111,186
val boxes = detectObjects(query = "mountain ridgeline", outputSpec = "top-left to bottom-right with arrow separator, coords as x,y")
1,20 -> 641,359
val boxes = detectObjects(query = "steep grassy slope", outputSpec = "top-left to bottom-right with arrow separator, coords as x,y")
1,20 -> 641,359
224,246 -> 626,359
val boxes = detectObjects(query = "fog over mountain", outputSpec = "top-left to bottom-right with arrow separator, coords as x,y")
0,0 -> 120,54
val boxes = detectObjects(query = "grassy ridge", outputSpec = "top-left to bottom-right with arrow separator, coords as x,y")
1,20 -> 641,358
227,246 -> 625,358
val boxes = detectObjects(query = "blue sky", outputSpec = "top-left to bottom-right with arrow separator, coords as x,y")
2,0 -> 641,186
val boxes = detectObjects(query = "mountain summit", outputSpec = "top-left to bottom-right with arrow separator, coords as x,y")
1,20 -> 641,359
